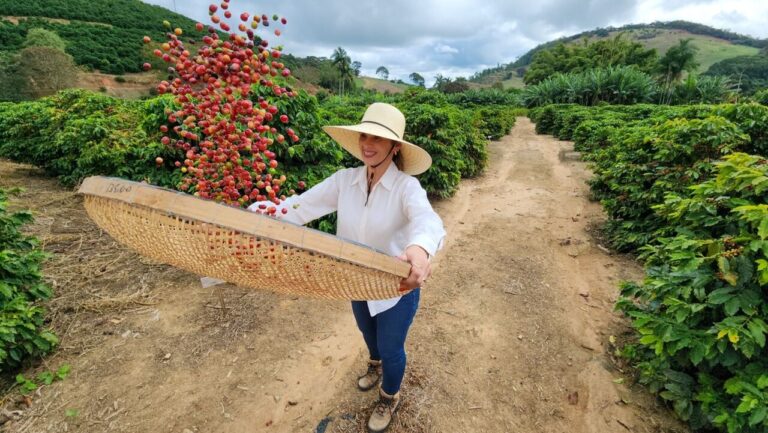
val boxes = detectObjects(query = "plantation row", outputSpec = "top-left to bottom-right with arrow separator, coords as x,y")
0,87 -> 522,371
0,88 -> 521,199
530,103 -> 768,433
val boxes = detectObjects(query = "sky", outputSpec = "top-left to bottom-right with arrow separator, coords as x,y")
140,0 -> 768,86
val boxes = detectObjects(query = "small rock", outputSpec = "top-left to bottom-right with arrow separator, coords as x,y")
163,353 -> 171,361
567,391 -> 579,405
288,400 -> 298,406
517,335 -> 523,340
578,292 -> 590,298
597,244 -> 612,254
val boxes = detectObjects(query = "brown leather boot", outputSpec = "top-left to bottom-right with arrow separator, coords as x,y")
367,388 -> 400,433
357,359 -> 382,391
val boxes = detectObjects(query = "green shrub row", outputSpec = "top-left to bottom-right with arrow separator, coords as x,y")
0,188 -> 57,372
619,154 -> 768,433
531,103 -> 768,251
0,90 -> 182,188
529,103 -> 768,432
530,103 -> 768,155
0,88 -> 518,204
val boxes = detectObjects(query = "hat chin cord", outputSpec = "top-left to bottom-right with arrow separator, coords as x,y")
365,143 -> 396,206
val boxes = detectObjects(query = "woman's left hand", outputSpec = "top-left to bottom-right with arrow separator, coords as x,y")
397,245 -> 431,292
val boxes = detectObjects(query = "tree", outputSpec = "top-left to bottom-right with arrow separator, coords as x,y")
376,66 -> 389,80
352,61 -> 361,77
432,73 -> 450,90
443,77 -> 470,94
704,55 -> 768,95
657,39 -> 700,104
409,72 -> 424,87
658,39 -> 699,83
23,28 -> 67,51
523,34 -> 658,84
0,51 -> 24,101
331,46 -> 353,96
17,46 -> 79,99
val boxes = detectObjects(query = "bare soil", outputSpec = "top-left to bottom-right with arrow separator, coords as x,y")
75,72 -> 157,100
0,118 -> 688,433
75,72 -> 321,100
357,78 -> 408,95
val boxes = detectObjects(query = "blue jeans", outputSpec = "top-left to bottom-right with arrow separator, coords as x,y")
351,289 -> 420,395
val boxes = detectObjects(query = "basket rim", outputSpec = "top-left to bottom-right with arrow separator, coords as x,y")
77,176 -> 411,278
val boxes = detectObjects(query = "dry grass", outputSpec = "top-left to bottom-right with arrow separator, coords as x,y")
0,159 -> 185,375
329,365 -> 436,433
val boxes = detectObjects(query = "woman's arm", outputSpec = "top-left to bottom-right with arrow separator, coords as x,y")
402,178 -> 446,257
247,170 -> 342,225
399,178 -> 446,290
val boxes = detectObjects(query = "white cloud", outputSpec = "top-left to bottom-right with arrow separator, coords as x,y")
142,0 -> 768,85
434,43 -> 459,54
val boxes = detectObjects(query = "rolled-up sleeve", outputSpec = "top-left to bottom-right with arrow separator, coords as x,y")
247,171 -> 340,226
402,178 -> 446,257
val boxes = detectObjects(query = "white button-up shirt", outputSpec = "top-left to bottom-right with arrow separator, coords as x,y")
249,162 -> 446,316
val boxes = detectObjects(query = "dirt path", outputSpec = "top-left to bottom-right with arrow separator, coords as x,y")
0,119 -> 686,433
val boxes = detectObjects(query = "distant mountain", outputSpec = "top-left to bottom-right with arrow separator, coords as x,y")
471,21 -> 768,89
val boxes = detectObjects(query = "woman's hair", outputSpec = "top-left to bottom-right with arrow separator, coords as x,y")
393,140 -> 404,170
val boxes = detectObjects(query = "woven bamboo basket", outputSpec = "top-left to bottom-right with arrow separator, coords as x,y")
78,177 -> 411,300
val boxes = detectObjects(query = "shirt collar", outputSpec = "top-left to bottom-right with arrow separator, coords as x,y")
351,162 -> 400,192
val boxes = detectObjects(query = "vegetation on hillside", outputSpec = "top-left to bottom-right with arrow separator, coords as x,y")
516,20 -> 766,70
705,55 -> 768,95
471,21 -> 766,88
0,0 -> 197,33
0,28 -> 79,101
0,0 -> 203,75
520,36 -> 745,108
523,34 -> 658,85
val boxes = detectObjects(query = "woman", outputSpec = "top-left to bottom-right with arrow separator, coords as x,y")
250,102 -> 445,432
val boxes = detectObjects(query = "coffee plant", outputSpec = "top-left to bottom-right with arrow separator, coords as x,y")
618,154 -> 768,432
530,103 -> 768,432
0,188 -> 57,372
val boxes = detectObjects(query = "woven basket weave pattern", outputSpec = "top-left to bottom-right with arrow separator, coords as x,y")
83,195 -> 406,300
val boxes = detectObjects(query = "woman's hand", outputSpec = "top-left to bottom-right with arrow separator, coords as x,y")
397,245 -> 431,292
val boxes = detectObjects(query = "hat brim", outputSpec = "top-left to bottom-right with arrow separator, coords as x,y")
323,124 -> 432,176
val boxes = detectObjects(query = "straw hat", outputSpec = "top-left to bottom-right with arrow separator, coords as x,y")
322,102 -> 432,175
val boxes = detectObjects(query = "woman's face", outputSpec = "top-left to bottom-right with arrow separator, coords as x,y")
358,133 -> 400,167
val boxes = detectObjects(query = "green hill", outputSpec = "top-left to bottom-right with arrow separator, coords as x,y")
357,77 -> 411,94
472,21 -> 766,88
0,1 -> 403,97
0,0 -> 201,74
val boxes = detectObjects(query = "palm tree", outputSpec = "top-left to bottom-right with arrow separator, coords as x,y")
432,73 -> 450,90
331,46 -> 353,96
658,39 -> 699,104
659,39 -> 699,82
